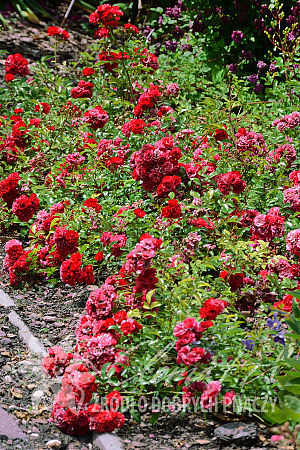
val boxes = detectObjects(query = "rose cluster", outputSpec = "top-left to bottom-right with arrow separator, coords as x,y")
5,53 -> 29,82
130,135 -> 182,194
272,111 -> 300,131
48,26 -> 69,40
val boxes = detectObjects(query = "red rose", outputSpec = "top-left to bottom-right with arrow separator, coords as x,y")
12,193 -> 40,222
162,198 -> 182,219
120,318 -> 142,335
48,26 -> 69,40
95,251 -> 104,262
134,208 -> 146,218
82,68 -> 96,77
5,53 -> 29,76
199,297 -> 226,320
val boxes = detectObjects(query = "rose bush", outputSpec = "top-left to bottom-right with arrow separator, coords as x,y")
0,1 -> 299,440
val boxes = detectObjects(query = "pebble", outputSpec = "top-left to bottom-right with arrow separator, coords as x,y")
45,439 -> 62,448
44,316 -> 57,322
4,375 -> 12,382
214,422 -> 258,443
0,338 -> 12,345
30,433 -> 39,438
32,390 -> 45,400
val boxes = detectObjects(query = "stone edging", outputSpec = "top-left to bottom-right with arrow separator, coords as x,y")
0,288 -> 124,449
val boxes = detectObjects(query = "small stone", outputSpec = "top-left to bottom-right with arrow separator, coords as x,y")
32,390 -> 45,401
214,422 -> 258,444
30,433 -> 39,438
45,439 -> 62,448
0,338 -> 12,345
86,285 -> 99,291
44,316 -> 57,322
4,374 -> 12,382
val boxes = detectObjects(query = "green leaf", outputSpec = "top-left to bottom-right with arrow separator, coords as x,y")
150,412 -> 161,425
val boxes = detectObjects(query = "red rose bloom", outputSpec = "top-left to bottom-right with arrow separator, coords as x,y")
217,171 -> 246,195
215,128 -> 228,141
70,80 -> 94,99
12,193 -> 40,222
228,272 -> 244,291
60,253 -> 82,286
124,23 -> 139,33
113,311 -> 127,324
0,172 -> 20,206
48,26 -> 69,40
95,251 -> 104,262
120,318 -> 142,335
5,53 -> 29,76
87,405 -> 125,433
162,198 -> 182,218
51,402 -> 89,436
83,198 -> 102,212
105,391 -> 123,410
200,297 -> 226,320
134,208 -> 146,218
89,4 -> 123,28
82,68 -> 96,77
5,74 -> 15,83
83,106 -> 109,130
53,227 -> 79,257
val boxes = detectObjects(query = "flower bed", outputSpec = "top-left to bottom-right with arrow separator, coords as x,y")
0,1 -> 299,444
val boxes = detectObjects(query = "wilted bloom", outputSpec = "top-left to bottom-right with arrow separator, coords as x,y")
228,63 -> 237,73
253,83 -> 264,93
273,332 -> 285,346
165,40 -> 178,52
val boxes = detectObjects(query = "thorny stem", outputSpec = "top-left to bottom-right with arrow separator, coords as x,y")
227,74 -> 236,137
110,33 -> 134,104
54,37 -> 58,71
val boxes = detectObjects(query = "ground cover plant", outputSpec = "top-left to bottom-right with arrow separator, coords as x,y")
0,0 -> 300,446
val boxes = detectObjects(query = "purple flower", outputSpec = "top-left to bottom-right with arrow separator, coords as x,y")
248,74 -> 259,84
143,26 -> 153,39
257,61 -> 267,71
165,5 -> 182,19
266,312 -> 281,332
180,43 -> 193,52
154,43 -> 161,56
241,49 -> 252,60
269,62 -> 277,72
254,18 -> 265,33
253,83 -> 264,93
273,332 -> 285,346
228,63 -> 237,74
232,30 -> 244,44
242,339 -> 255,350
165,40 -> 178,53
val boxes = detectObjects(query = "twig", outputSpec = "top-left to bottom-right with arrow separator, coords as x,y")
60,0 -> 76,28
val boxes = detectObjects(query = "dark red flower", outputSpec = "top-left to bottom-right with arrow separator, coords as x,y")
5,54 -> 29,76
12,193 -> 40,222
